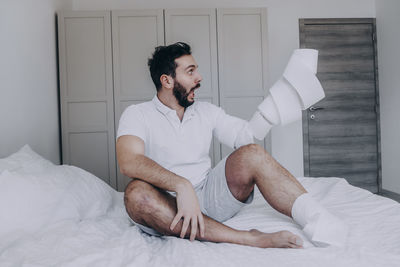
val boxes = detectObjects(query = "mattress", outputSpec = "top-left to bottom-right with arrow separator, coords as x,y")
1,146 -> 400,267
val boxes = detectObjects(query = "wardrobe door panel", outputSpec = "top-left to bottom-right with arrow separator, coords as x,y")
64,18 -> 108,98
67,102 -> 108,132
112,10 -> 165,191
218,13 -> 264,97
112,10 -> 164,117
58,11 -> 116,187
217,8 -> 269,157
113,11 -> 164,103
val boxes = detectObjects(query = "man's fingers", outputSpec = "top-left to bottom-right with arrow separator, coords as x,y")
180,217 -> 190,239
190,217 -> 197,241
170,213 -> 182,231
198,214 -> 205,238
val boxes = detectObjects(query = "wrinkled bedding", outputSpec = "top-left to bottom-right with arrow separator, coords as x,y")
1,146 -> 400,267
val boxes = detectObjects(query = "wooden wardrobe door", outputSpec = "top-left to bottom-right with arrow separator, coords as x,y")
217,8 -> 269,158
58,11 -> 117,188
111,10 -> 165,191
164,8 -> 220,166
300,19 -> 380,192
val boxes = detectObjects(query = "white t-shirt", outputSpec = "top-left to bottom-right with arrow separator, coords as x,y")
117,95 -> 253,186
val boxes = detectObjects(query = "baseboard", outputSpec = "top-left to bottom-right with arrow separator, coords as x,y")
378,189 -> 400,203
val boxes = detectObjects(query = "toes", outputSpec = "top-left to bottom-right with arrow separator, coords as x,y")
293,236 -> 304,246
280,231 -> 303,249
288,243 -> 303,249
289,235 -> 304,248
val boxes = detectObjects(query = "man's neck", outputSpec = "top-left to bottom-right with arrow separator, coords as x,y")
157,92 -> 185,121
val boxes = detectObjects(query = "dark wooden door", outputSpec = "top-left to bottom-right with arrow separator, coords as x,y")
300,18 -> 381,193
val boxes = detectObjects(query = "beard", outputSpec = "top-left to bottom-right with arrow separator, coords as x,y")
172,80 -> 200,108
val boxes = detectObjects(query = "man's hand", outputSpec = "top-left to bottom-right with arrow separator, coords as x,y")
170,181 -> 205,241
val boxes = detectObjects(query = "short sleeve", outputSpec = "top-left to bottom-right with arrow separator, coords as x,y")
212,106 -> 254,149
116,105 -> 147,142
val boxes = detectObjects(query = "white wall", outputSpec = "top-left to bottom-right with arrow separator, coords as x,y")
72,0 -> 376,176
376,0 -> 400,194
0,0 -> 378,176
0,0 -> 72,163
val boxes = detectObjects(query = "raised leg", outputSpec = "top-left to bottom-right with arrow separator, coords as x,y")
225,144 -> 350,247
225,144 -> 307,217
124,178 -> 303,248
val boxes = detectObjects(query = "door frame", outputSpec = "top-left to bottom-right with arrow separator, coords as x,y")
299,18 -> 382,193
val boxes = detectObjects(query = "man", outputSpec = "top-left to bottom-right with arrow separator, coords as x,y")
116,42 -> 346,249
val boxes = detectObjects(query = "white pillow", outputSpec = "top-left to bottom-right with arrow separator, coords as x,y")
0,170 -> 67,242
0,144 -> 54,174
0,146 -> 118,244
50,164 -> 116,220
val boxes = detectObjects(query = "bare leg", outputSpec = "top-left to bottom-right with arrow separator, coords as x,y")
225,144 -> 307,217
225,144 -> 352,247
124,179 -> 302,248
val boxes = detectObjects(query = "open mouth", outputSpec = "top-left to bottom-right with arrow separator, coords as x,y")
192,83 -> 201,90
188,84 -> 200,99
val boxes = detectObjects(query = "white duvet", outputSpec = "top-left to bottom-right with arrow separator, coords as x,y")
1,146 -> 400,267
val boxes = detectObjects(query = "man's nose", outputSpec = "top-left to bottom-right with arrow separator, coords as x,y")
196,72 -> 202,83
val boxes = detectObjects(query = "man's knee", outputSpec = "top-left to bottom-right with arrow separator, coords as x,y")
227,144 -> 267,186
124,179 -> 158,217
236,143 -> 271,164
239,143 -> 264,153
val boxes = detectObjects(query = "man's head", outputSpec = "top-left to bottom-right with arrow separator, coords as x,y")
148,42 -> 202,108
148,42 -> 192,91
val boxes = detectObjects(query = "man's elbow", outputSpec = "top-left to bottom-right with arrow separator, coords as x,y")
118,157 -> 135,177
119,164 -> 129,177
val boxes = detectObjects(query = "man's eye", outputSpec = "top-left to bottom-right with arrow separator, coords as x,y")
188,70 -> 193,74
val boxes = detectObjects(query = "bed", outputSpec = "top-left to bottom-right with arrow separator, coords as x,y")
1,145 -> 399,267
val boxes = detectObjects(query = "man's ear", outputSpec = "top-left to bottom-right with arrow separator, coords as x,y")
160,74 -> 174,89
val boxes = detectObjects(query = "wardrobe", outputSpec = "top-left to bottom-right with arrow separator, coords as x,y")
57,8 -> 268,191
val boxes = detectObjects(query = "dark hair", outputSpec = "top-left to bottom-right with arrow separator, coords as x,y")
148,42 -> 192,91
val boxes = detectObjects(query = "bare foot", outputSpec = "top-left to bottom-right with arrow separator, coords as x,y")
246,229 -> 303,248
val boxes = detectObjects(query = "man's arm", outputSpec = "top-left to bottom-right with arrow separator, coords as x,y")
214,49 -> 326,147
116,135 -> 205,240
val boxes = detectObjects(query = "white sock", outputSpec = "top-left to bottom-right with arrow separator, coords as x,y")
291,193 -> 349,247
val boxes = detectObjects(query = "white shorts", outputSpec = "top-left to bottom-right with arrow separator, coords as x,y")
130,156 -> 254,236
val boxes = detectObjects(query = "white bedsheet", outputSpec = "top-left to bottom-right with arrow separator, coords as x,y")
1,172 -> 399,267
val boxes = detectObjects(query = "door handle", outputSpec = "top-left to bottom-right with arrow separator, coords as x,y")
309,106 -> 325,112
